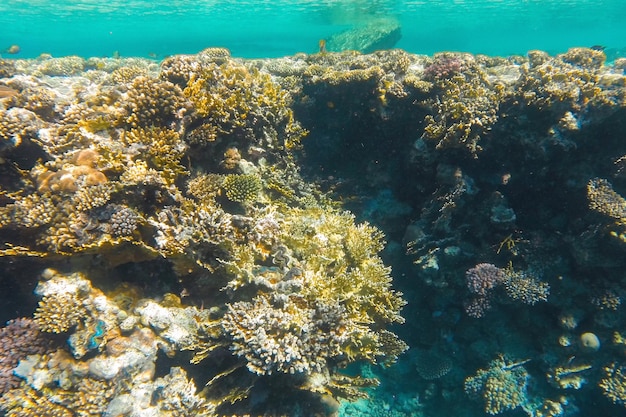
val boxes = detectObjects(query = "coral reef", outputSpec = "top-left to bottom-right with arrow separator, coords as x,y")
1,45 -> 626,417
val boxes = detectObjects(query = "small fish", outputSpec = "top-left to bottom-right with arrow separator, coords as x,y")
319,39 -> 327,53
590,45 -> 606,51
3,44 -> 20,54
147,52 -> 158,59
112,50 -> 120,59
0,85 -> 18,99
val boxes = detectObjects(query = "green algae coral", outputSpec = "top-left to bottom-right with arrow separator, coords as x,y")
222,173 -> 262,203
464,356 -> 530,415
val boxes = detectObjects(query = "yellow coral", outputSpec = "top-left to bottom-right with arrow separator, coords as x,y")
0,385 -> 73,417
600,363 -> 626,406
587,178 -> 626,220
120,127 -> 188,183
34,292 -> 86,333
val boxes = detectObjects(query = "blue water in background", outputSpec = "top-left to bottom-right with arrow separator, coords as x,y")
1,0 -> 625,59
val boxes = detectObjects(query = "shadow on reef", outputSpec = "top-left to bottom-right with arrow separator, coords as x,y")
273,48 -> 626,415
1,47 -> 626,417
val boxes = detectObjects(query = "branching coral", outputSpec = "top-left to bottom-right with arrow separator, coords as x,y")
464,263 -> 549,317
600,363 -> 626,406
34,292 -> 87,333
119,126 -> 188,183
120,76 -> 189,129
222,295 -> 347,375
465,356 -> 530,415
183,59 -> 306,152
421,53 -> 504,155
587,177 -> 626,220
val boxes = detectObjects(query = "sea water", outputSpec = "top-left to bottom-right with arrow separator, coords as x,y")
1,0 -> 625,59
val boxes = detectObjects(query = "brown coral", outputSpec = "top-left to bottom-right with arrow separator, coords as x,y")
121,76 -> 189,129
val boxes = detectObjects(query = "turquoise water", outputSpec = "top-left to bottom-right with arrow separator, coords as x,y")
1,0 -> 625,59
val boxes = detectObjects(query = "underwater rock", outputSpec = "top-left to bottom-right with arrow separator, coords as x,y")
326,18 -> 402,54
579,332 -> 601,353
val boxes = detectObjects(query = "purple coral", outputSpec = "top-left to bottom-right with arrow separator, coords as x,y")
464,296 -> 492,319
464,263 -> 506,318
0,318 -> 51,394
466,263 -> 506,296
423,54 -> 465,81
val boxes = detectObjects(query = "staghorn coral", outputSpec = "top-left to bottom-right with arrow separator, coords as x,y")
34,292 -> 87,333
72,183 -> 112,212
183,59 -> 306,152
0,384 -> 74,417
464,356 -> 530,415
186,173 -> 225,202
502,268 -> 550,305
1,193 -> 55,229
119,126 -> 188,183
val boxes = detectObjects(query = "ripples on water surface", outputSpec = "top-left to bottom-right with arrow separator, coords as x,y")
1,0 -> 625,58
